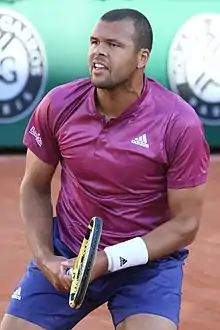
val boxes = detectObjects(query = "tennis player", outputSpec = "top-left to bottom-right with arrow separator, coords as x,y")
1,8 -> 210,330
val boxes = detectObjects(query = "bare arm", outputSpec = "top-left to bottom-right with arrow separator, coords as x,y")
86,184 -> 207,279
142,107 -> 210,260
95,108 -> 210,275
20,149 -> 58,264
142,184 -> 206,260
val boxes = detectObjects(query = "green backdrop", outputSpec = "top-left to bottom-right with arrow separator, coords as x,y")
0,0 -> 220,148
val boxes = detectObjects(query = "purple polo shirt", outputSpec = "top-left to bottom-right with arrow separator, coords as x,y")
23,76 -> 210,253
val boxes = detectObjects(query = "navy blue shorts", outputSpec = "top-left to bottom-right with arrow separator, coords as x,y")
6,219 -> 188,329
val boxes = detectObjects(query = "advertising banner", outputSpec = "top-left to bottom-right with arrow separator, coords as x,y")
0,0 -> 219,148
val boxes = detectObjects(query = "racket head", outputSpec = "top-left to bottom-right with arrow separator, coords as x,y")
69,216 -> 103,309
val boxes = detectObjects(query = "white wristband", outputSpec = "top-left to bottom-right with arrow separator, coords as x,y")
104,237 -> 148,272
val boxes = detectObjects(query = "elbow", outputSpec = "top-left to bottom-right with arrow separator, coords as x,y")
19,177 -> 26,195
178,216 -> 201,246
19,177 -> 27,200
19,176 -> 51,197
19,177 -> 33,200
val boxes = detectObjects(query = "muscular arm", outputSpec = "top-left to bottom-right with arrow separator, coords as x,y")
142,103 -> 209,260
142,184 -> 206,260
101,183 -> 207,275
20,149 -> 58,263
102,106 -> 210,273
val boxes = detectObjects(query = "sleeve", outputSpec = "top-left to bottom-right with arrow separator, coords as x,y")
166,114 -> 210,189
23,91 -> 60,166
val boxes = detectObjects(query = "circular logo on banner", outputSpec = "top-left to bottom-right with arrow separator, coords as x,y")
168,13 -> 220,126
0,9 -> 47,124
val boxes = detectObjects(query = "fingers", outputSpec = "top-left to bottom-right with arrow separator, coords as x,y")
60,258 -> 75,282
40,256 -> 76,292
43,273 -> 68,292
60,263 -> 71,276
51,274 -> 70,291
61,259 -> 75,269
53,281 -> 67,292
56,261 -> 73,291
45,267 -> 71,292
59,275 -> 71,291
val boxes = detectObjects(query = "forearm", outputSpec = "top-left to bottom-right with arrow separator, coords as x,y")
20,182 -> 54,263
104,215 -> 199,272
142,215 -> 199,261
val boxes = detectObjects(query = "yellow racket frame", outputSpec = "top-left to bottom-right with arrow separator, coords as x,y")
69,217 -> 102,309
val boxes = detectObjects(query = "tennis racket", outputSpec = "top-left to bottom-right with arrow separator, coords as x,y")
68,216 -> 103,309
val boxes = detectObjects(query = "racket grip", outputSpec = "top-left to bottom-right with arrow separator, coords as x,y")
66,268 -> 73,276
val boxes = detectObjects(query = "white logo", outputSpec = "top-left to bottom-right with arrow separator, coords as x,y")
0,9 -> 47,124
12,287 -> 21,300
131,134 -> 149,148
29,126 -> 43,147
168,13 -> 220,126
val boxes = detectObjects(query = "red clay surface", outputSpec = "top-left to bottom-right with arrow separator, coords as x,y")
0,155 -> 219,329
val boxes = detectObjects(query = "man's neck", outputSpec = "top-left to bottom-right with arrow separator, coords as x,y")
96,76 -> 144,118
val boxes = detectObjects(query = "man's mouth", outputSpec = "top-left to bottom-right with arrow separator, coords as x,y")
92,61 -> 109,74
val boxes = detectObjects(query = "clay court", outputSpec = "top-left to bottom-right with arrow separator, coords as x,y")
0,154 -> 219,329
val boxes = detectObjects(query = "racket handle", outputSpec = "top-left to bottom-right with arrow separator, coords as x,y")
66,269 -> 73,276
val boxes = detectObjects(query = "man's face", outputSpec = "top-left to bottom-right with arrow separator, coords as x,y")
88,19 -> 140,89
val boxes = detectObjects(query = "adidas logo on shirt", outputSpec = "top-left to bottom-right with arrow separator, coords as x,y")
12,287 -> 21,300
131,134 -> 149,148
119,257 -> 128,267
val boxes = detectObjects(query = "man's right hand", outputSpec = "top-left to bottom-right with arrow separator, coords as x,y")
36,255 -> 72,291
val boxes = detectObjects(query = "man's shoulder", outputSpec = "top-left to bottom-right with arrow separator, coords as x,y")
148,77 -> 201,127
48,77 -> 93,104
38,78 -> 93,133
147,77 -> 177,109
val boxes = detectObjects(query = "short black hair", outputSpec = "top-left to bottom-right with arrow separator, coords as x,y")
101,8 -> 153,52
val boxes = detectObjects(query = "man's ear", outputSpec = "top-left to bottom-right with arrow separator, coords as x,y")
137,48 -> 150,69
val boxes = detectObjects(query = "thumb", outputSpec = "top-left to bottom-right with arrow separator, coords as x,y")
61,258 -> 75,268
61,259 -> 75,277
